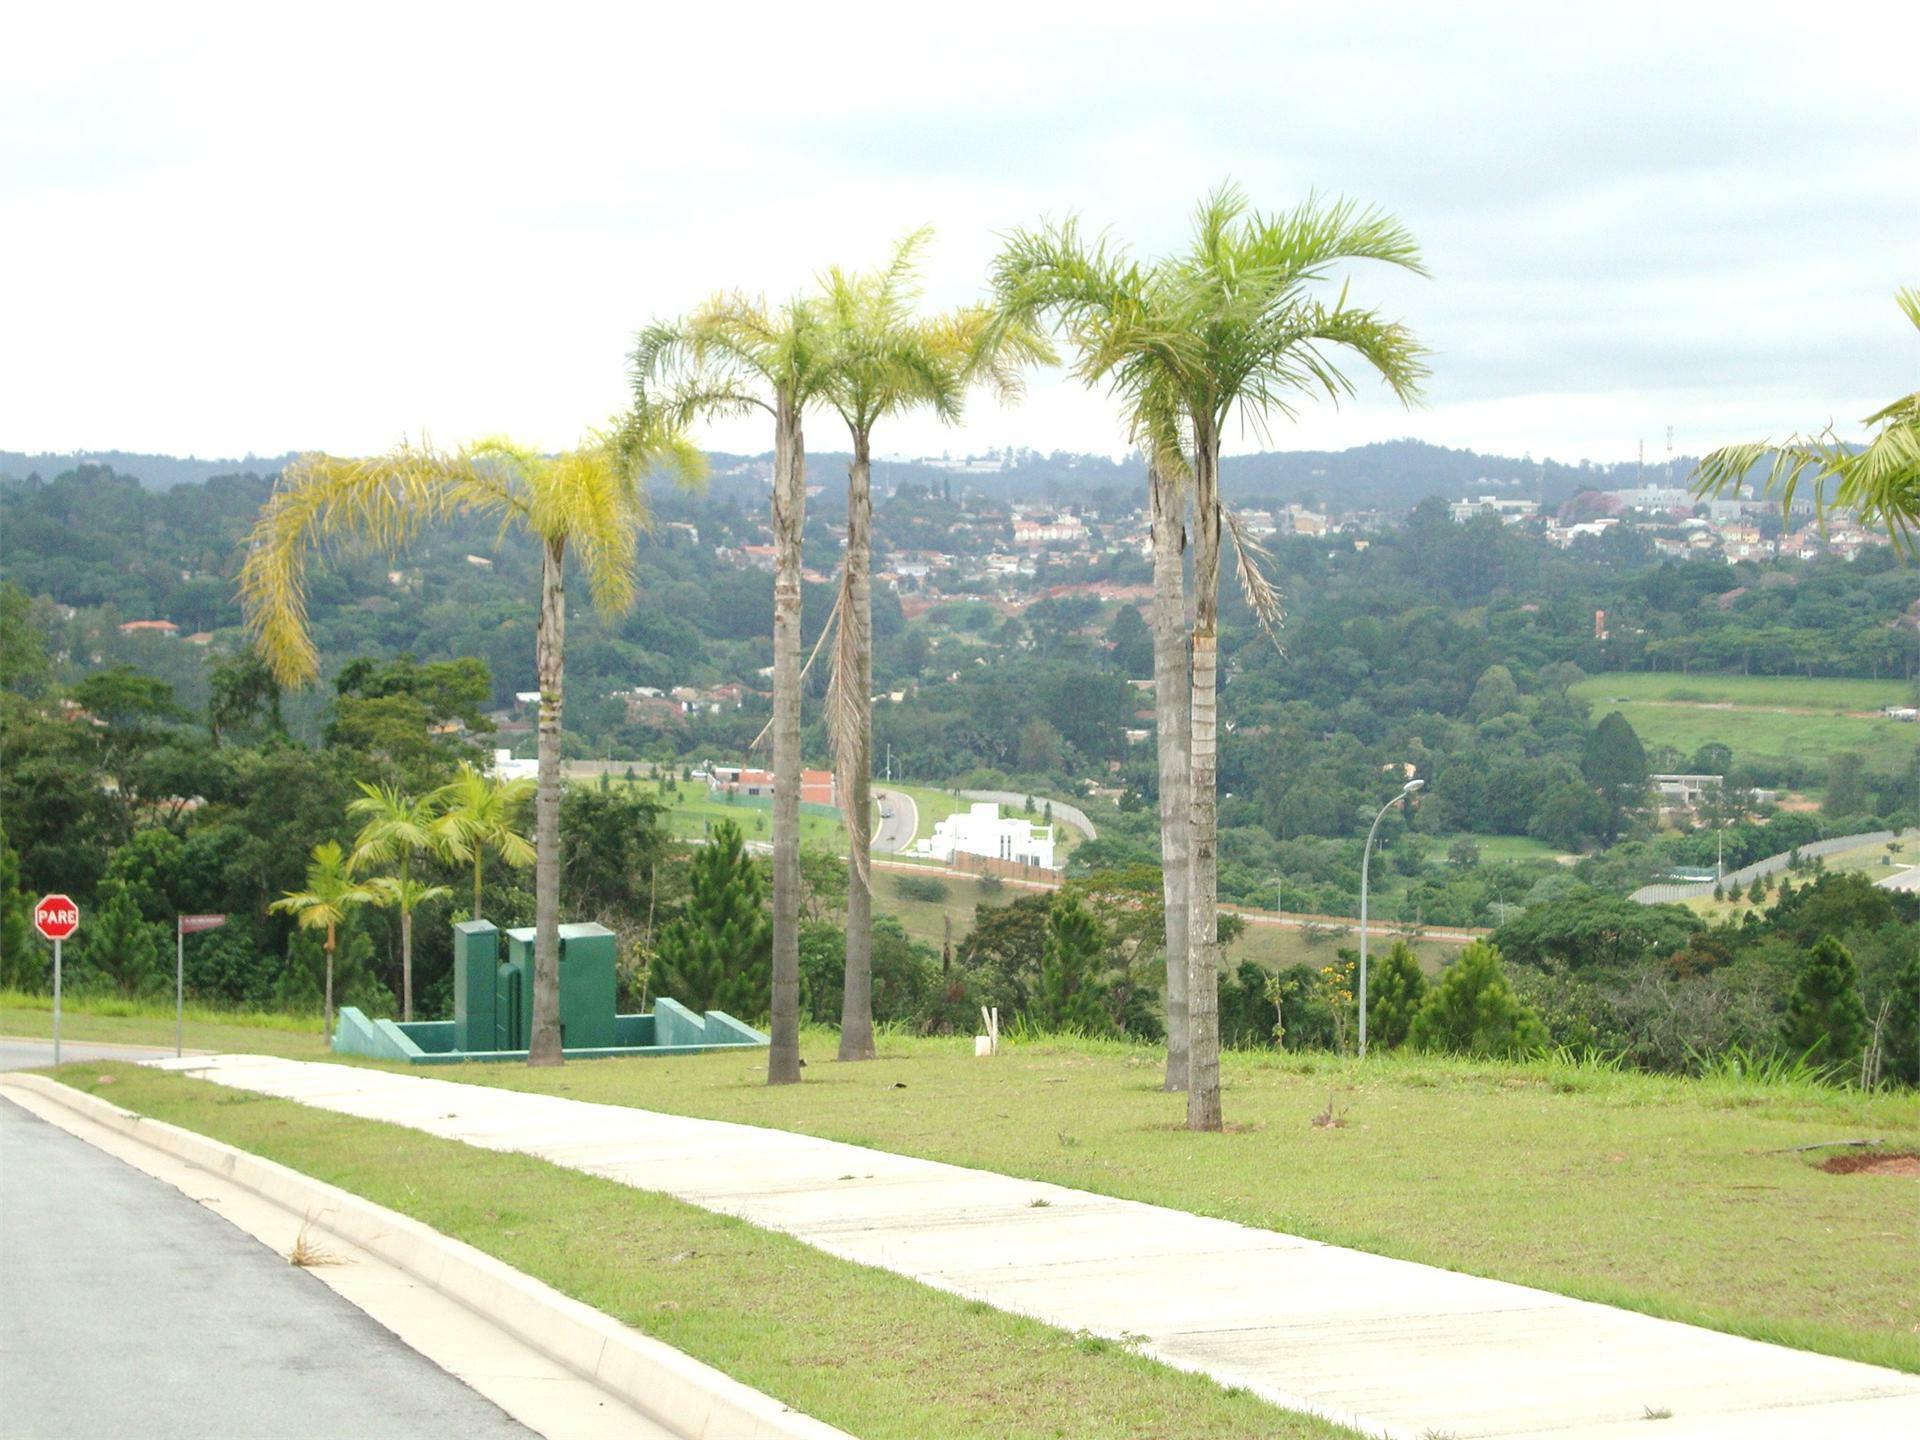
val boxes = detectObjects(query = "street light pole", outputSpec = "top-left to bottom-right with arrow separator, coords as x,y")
1359,778 -> 1424,1058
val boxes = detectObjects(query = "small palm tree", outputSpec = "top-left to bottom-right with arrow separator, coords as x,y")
999,188 -> 1426,1130
632,295 -> 833,1087
813,231 -> 1048,1061
348,782 -> 448,1021
269,841 -> 376,1046
1695,287 -> 1919,552
432,763 -> 535,921
241,426 -> 699,1065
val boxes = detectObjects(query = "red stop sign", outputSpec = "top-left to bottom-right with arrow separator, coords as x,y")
34,894 -> 80,942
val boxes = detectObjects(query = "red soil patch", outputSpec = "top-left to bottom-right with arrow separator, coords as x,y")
1820,1150 -> 1920,1177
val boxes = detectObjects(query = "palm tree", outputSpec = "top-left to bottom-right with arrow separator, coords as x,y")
347,782 -> 448,1021
631,295 -> 832,1087
999,190 -> 1427,1129
992,232 -> 1197,1090
1695,287 -> 1919,552
240,426 -> 700,1064
431,762 -> 535,920
813,231 -> 1047,1060
269,841 -> 375,1046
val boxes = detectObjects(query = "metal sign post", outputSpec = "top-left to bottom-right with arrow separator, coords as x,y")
33,895 -> 81,1065
175,915 -> 228,1057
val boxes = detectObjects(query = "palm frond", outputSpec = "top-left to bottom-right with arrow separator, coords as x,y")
1223,505 -> 1286,652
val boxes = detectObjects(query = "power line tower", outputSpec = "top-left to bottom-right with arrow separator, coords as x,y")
1666,425 -> 1675,489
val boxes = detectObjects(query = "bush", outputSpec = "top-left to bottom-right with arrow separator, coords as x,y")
1365,941 -> 1428,1051
1408,941 -> 1547,1059
1781,935 -> 1869,1070
894,873 -> 950,905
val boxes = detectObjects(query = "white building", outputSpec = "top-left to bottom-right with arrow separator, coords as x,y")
488,748 -> 539,782
915,803 -> 1056,869
1449,495 -> 1539,525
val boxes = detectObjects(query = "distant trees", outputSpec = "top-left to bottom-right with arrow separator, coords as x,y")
1582,711 -> 1648,841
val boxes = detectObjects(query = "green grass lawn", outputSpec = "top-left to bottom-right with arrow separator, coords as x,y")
15,1005 -> 1918,1370
1432,831 -> 1572,864
0,990 -> 328,1058
1571,672 -> 1919,772
595,777 -> 849,849
408,1032 -> 1920,1374
53,1064 -> 1354,1440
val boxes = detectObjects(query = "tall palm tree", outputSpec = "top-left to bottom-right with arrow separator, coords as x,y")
431,762 -> 535,921
992,232 -> 1198,1090
1695,287 -> 1920,552
240,426 -> 700,1065
999,190 -> 1427,1129
347,782 -> 447,1021
631,295 -> 832,1086
814,231 -> 1048,1060
270,841 -> 376,1047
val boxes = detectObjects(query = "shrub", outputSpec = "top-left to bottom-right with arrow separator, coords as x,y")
1781,935 -> 1869,1070
1365,941 -> 1428,1051
1408,941 -> 1547,1059
894,873 -> 950,905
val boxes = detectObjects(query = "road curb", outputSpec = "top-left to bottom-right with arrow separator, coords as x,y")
2,1072 -> 850,1440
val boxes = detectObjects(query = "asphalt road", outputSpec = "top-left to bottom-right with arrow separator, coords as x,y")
0,1099 -> 536,1440
871,787 -> 918,854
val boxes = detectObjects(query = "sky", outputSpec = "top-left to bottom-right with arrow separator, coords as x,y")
4,1 -> 1916,467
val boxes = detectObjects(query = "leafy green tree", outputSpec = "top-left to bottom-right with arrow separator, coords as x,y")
1695,287 -> 1920,552
0,823 -> 38,991
1408,941 -> 1546,1058
1823,751 -> 1868,818
1781,936 -> 1869,1069
653,819 -> 771,1020
1106,604 -> 1154,679
270,841 -> 377,1041
241,425 -> 700,1068
1527,781 -> 1610,850
1366,940 -> 1428,1050
1877,948 -> 1920,1086
207,650 -> 284,745
1033,897 -> 1111,1035
1582,711 -> 1648,840
1467,664 -> 1521,720
72,882 -> 163,997
0,581 -> 51,696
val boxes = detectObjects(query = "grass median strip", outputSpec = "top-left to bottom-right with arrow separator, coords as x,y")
416,1032 -> 1920,1374
50,1062 -> 1359,1440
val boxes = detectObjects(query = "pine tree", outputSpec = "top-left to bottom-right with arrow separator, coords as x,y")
1747,875 -> 1767,904
653,819 -> 771,1020
1582,711 -> 1648,840
1408,941 -> 1546,1058
1366,940 -> 1429,1050
1033,897 -> 1112,1035
73,882 -> 163,997
1878,949 -> 1920,1087
1781,936 -> 1869,1068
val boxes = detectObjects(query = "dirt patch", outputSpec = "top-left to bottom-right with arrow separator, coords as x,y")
1820,1150 -> 1920,1177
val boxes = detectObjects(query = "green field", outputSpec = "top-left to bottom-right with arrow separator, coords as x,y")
1571,672 -> 1919,774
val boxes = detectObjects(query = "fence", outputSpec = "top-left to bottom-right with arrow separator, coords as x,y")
1631,830 -> 1894,904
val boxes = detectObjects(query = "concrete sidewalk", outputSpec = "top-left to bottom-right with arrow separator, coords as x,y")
151,1053 -> 1920,1440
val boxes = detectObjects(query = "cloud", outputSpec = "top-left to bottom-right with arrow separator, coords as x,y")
2,1 -> 1914,464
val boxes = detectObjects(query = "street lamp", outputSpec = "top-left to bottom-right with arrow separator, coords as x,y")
1359,777 -> 1424,1058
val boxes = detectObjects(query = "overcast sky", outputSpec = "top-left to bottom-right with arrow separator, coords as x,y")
5,1 -> 1915,467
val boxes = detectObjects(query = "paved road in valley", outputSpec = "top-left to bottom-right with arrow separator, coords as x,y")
0,1098 -> 536,1440
871,787 -> 919,854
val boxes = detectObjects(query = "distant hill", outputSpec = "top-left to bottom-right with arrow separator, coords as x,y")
0,450 -> 302,492
0,438 -> 1692,512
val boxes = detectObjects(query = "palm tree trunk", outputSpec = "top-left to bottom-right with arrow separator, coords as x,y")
1186,416 -> 1223,1132
839,427 -> 877,1062
1149,459 -> 1192,1092
768,390 -> 805,1085
400,904 -> 414,1022
324,923 -> 335,1051
472,853 -> 484,922
529,535 -> 566,1067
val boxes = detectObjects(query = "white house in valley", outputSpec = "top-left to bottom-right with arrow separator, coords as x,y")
915,802 -> 1056,869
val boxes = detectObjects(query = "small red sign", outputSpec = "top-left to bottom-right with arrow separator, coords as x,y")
34,894 -> 80,942
178,914 -> 228,934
